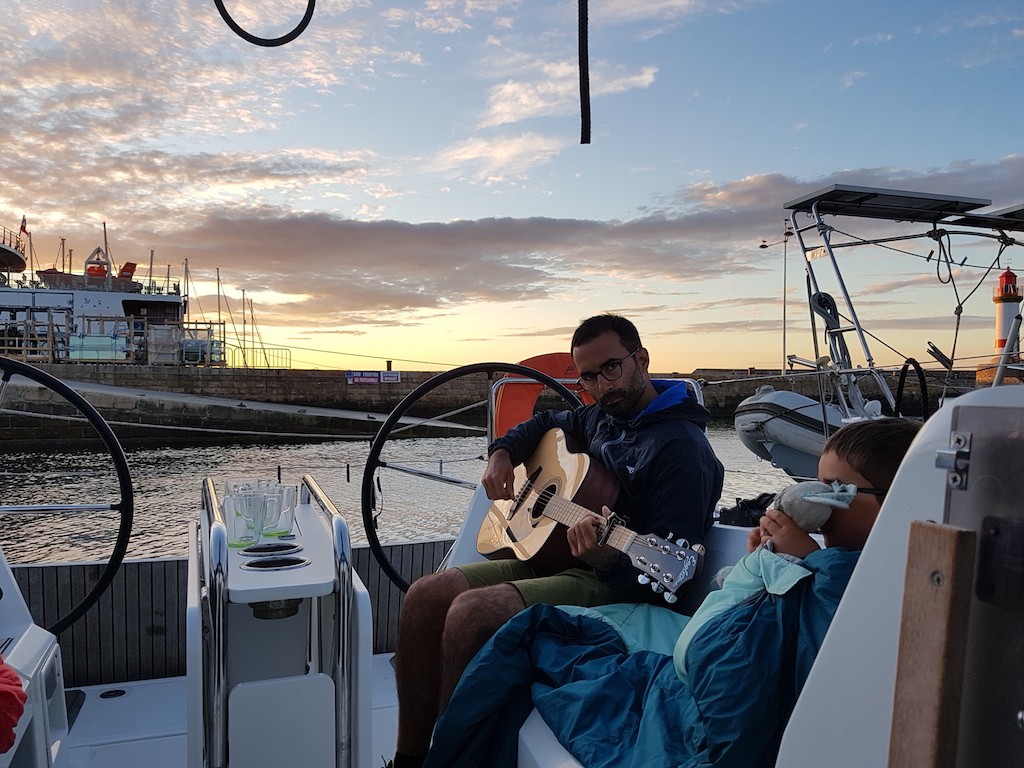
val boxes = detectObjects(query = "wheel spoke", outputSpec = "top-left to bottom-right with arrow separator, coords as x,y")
0,502 -> 122,514
360,362 -> 581,592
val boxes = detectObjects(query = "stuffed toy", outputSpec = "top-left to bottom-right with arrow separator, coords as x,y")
770,480 -> 858,532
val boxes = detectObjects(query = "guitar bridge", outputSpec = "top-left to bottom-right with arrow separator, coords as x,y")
508,465 -> 543,521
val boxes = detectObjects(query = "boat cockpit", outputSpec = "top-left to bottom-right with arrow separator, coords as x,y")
1,353 -> 1023,767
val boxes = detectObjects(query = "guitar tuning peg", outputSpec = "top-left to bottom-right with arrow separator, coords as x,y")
675,538 -> 688,548
663,592 -> 678,605
637,574 -> 651,586
651,583 -> 665,594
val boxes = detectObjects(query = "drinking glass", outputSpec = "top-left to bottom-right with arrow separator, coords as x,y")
264,485 -> 297,536
224,495 -> 256,548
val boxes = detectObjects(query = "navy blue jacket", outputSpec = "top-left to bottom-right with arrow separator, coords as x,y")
488,381 -> 724,592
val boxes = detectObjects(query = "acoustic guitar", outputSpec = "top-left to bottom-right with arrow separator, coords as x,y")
476,428 -> 702,602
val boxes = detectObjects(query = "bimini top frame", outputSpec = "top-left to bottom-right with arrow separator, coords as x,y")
781,184 -> 1024,418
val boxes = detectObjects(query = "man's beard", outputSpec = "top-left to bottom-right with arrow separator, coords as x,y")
596,372 -> 646,419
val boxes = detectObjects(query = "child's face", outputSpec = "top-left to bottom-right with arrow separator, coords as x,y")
816,449 -> 883,550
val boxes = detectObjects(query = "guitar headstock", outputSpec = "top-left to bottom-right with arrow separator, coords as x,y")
625,534 -> 704,604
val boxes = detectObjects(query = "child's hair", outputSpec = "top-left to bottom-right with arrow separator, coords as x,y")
824,417 -> 921,495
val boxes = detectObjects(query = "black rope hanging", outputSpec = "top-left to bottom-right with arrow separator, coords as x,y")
213,0 -> 593,141
578,0 -> 591,144
214,0 -> 315,47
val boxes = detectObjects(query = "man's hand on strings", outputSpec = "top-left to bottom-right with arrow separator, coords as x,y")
567,506 -> 619,570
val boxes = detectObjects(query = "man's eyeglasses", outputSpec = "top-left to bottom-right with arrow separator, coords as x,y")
576,349 -> 640,391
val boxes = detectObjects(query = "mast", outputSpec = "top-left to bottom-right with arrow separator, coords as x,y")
241,288 -> 247,368
102,222 -> 111,270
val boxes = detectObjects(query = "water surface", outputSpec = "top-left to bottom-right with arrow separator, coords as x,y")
0,422 -> 789,564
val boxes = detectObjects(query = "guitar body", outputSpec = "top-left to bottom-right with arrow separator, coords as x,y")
476,429 -> 620,575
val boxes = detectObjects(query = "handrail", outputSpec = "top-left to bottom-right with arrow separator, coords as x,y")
300,474 -> 355,768
200,477 -> 229,768
487,374 -> 583,444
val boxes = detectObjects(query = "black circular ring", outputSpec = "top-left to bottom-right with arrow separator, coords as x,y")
360,362 -> 581,592
213,0 -> 315,47
0,358 -> 134,635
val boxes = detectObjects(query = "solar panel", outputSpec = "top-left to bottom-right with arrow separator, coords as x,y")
784,184 -> 990,223
945,203 -> 1024,233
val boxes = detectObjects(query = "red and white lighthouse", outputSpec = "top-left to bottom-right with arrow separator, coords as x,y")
993,267 -> 1022,361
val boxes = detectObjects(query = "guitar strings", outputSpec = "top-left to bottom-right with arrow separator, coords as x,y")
525,485 -> 691,556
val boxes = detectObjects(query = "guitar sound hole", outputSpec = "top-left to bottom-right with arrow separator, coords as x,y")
529,484 -> 557,523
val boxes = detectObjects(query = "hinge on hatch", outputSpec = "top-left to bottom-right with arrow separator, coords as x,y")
934,430 -> 971,491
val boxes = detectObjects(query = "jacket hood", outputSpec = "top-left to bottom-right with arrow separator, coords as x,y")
629,380 -> 711,428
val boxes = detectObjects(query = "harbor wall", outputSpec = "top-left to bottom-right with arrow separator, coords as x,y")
2,362 -> 979,445
21,363 -> 977,412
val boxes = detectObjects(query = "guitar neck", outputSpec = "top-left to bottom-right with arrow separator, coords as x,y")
538,493 -> 636,554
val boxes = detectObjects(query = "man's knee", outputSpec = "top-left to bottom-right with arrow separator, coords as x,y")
445,583 -> 524,636
403,568 -> 472,621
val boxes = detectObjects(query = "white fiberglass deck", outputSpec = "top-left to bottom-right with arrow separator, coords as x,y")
56,678 -> 186,768
53,655 -> 400,768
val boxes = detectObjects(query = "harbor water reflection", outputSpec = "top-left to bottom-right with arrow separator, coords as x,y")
0,422 -> 790,564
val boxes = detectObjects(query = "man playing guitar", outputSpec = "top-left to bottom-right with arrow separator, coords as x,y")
389,314 -> 725,768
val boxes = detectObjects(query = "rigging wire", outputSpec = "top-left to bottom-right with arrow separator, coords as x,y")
828,225 -> 1014,271
826,223 -> 1014,394
248,298 -> 273,368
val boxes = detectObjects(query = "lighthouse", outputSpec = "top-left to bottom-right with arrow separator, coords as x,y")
993,267 -> 1022,362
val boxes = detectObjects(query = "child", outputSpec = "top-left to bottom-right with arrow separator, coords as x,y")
424,417 -> 922,768
673,479 -> 857,683
755,416 -> 922,554
674,417 -> 920,683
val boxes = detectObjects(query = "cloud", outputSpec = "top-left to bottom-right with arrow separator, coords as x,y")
13,159 -> 1014,338
853,32 -> 895,46
2,1 -> 1020,369
840,70 -> 866,88
479,61 -> 657,128
590,0 -> 746,26
427,133 -> 565,181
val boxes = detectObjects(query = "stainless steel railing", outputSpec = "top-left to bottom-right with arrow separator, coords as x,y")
301,473 -> 355,768
200,477 -> 229,768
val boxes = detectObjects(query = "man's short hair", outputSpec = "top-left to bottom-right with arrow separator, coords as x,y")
824,417 -> 921,493
571,314 -> 642,353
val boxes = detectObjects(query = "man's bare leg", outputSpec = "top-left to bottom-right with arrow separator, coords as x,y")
394,569 -> 473,760
439,583 -> 526,707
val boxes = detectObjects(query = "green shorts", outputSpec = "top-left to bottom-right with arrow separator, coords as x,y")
456,559 -> 637,608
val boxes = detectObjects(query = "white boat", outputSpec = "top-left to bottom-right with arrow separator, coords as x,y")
0,223 -> 221,366
735,184 -> 1024,479
2,342 -> 1023,766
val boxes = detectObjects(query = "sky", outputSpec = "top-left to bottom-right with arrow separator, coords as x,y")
2,0 -> 1023,373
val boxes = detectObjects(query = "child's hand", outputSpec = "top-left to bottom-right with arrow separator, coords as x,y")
757,509 -> 820,559
746,526 -> 770,552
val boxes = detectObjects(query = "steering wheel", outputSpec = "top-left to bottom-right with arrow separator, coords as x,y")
360,362 -> 582,592
0,358 -> 134,635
